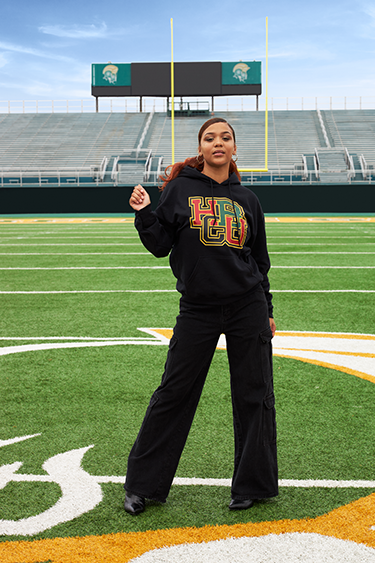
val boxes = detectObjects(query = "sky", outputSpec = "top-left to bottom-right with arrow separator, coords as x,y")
0,0 -> 375,108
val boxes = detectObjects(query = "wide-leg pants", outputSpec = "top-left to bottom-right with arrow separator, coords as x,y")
125,286 -> 278,502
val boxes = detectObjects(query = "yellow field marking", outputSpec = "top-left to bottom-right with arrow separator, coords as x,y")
265,217 -> 375,223
275,347 -> 375,359
276,331 -> 375,341
0,217 -> 374,224
0,329 -> 374,561
0,218 -> 134,224
149,329 -> 375,385
1,493 -> 374,562
273,354 -> 375,385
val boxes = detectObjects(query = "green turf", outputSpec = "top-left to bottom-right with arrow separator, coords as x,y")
1,219 -> 375,542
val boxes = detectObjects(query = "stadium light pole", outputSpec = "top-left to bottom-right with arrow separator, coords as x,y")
238,16 -> 269,173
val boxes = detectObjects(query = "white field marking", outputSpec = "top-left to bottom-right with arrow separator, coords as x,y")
1,266 -> 375,271
4,471 -> 375,489
2,235 -> 372,240
1,329 -> 374,383
1,436 -> 375,536
0,252 -> 150,255
0,236 -> 139,239
147,329 -> 375,383
0,243 -> 142,246
271,266 -> 375,269
0,289 -> 177,294
272,290 -> 375,293
128,534 -> 375,563
267,235 -> 375,239
2,242 -> 375,247
2,252 -> 375,256
0,336 -> 153,341
0,339 -> 166,357
270,252 -> 375,254
0,446 -> 102,536
1,289 -> 375,294
0,266 -> 170,270
242,330 -> 375,383
0,433 -> 41,448
267,242 -> 375,246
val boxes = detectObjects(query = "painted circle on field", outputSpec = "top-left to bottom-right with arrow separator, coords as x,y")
130,533 -> 375,563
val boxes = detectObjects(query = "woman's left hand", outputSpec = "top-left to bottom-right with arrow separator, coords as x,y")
269,318 -> 276,337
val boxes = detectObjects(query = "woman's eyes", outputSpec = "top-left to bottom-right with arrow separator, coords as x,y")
204,136 -> 232,142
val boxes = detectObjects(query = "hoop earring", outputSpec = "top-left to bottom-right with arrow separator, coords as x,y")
196,154 -> 204,164
232,154 -> 238,163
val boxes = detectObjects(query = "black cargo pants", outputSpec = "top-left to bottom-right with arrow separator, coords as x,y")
125,286 -> 278,502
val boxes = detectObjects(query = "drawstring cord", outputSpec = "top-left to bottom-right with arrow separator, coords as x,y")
210,178 -> 217,225
210,176 -> 241,245
229,180 -> 241,246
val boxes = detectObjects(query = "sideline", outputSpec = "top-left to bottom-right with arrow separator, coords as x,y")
0,216 -> 375,224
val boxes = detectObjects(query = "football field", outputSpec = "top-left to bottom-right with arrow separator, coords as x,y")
1,215 -> 375,562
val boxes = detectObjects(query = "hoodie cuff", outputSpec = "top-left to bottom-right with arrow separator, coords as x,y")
135,204 -> 156,229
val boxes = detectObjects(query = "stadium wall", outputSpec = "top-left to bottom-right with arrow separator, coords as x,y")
1,184 -> 374,214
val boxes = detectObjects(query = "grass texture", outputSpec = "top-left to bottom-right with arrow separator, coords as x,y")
0,218 -> 374,542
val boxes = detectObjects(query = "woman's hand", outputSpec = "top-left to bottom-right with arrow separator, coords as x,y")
269,318 -> 276,337
129,184 -> 151,211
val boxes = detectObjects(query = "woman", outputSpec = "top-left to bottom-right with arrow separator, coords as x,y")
124,117 -> 278,515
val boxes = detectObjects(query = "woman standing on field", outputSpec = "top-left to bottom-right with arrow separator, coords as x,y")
124,117 -> 278,515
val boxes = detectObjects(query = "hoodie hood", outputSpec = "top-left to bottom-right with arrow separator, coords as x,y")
177,166 -> 241,188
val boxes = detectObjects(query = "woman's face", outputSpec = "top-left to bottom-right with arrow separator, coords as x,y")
198,122 -> 236,170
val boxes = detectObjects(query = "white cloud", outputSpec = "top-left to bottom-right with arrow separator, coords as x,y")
0,52 -> 8,68
39,22 -> 109,39
0,41 -> 74,63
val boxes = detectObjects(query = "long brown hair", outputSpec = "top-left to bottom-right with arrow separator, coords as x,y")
159,117 -> 241,190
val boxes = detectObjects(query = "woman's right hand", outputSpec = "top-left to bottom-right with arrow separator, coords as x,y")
129,184 -> 151,211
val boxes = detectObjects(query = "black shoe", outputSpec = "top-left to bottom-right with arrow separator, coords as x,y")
229,498 -> 254,510
124,492 -> 145,515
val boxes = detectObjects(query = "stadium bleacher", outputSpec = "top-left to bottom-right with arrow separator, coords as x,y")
1,109 -> 375,188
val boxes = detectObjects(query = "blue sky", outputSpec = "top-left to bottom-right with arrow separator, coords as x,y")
0,0 -> 374,104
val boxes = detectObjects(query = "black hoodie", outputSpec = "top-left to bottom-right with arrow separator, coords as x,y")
135,166 -> 273,317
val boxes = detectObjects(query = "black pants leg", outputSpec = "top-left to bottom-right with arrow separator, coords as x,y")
125,288 -> 278,502
225,288 -> 278,500
125,302 -> 221,501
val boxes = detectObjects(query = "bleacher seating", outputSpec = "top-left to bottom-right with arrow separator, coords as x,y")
1,109 -> 375,186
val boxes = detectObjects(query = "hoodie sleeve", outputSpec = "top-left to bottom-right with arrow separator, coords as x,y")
247,197 -> 274,318
134,203 -> 175,257
134,182 -> 181,257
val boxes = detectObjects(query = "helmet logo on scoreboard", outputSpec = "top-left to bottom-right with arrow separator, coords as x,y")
102,64 -> 119,84
232,63 -> 250,83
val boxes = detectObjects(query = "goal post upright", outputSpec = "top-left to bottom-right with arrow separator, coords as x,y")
238,16 -> 269,173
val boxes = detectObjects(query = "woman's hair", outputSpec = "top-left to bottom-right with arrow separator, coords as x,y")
159,117 -> 241,190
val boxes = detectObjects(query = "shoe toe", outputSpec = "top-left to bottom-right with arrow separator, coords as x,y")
124,493 -> 145,515
229,498 -> 254,510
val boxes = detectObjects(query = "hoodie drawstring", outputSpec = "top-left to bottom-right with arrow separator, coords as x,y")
229,180 -> 241,247
210,178 -> 217,226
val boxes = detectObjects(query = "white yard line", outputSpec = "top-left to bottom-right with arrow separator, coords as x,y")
0,289 -> 177,294
1,266 -> 374,270
0,252 -> 150,255
0,289 -> 374,294
0,266 -> 170,270
0,243 -> 143,246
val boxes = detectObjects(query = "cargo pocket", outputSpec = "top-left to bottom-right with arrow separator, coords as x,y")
260,326 -> 273,384
263,391 -> 276,445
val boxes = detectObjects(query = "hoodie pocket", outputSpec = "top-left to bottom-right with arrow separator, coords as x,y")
184,256 -> 255,300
